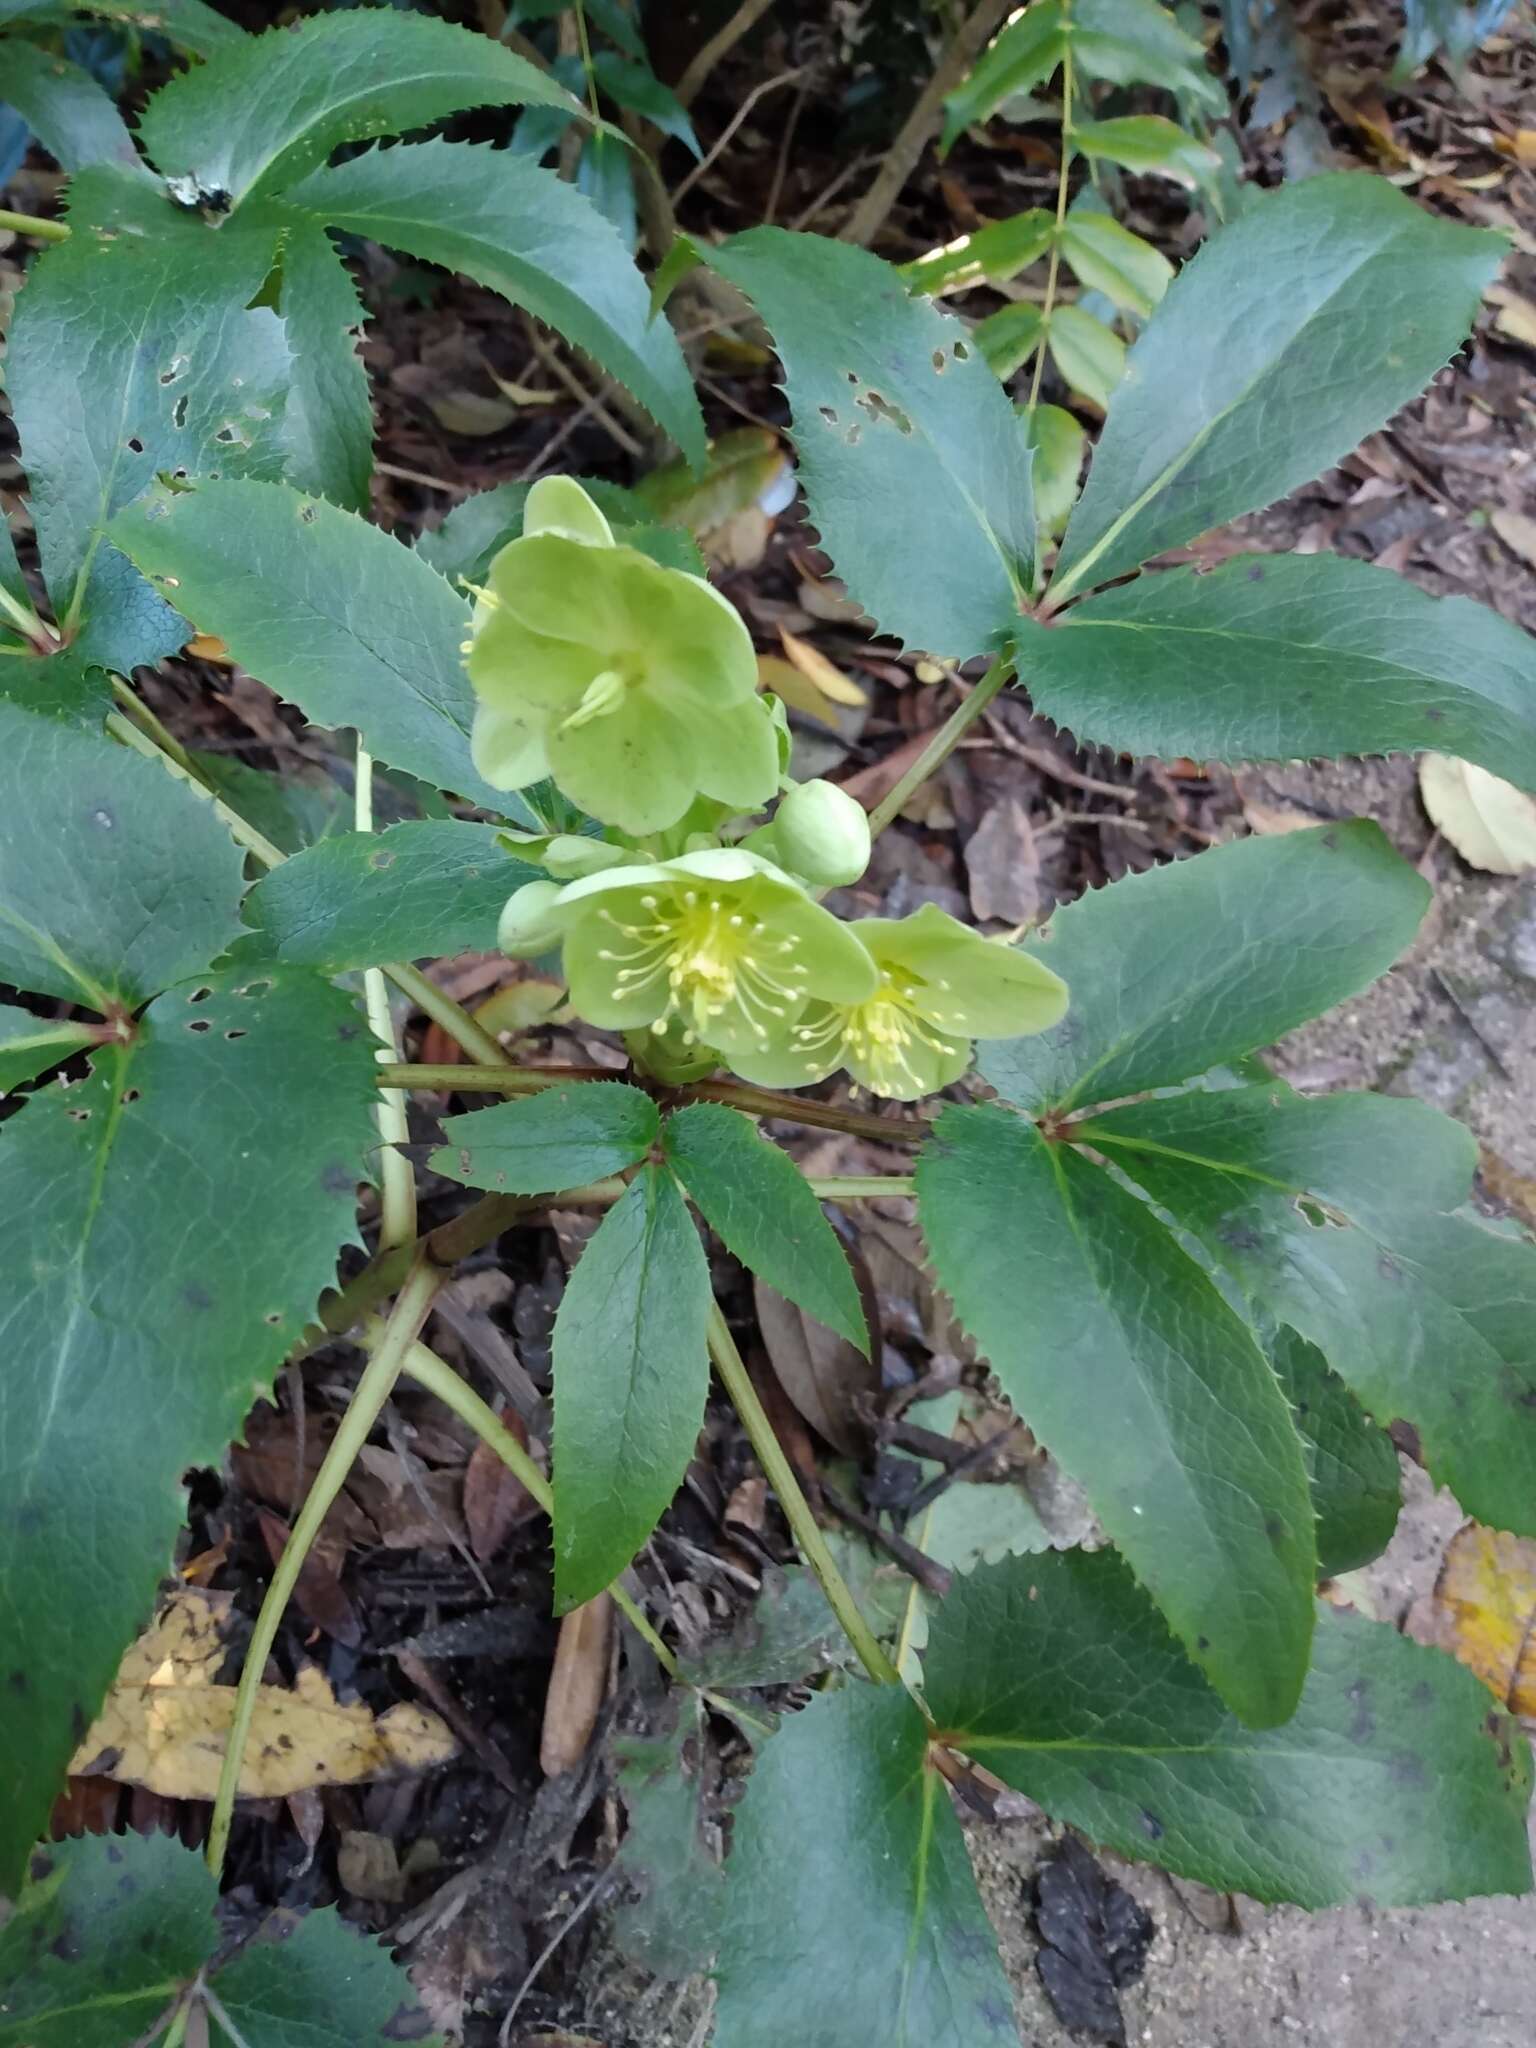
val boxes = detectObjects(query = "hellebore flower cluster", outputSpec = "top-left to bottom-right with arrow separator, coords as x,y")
467,479 -> 1068,1101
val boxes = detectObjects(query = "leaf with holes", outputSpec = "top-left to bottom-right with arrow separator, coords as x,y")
980,822 -> 1429,1114
923,1550 -> 1533,1906
1080,1085 -> 1536,1538
282,140 -> 705,464
0,1005 -> 94,1095
551,1165 -> 711,1609
243,822 -> 539,970
663,1103 -> 867,1352
0,965 -> 377,1894
700,228 -> 1035,656
0,1831 -> 438,2041
1270,1326 -> 1401,1579
713,1682 -> 1015,2047
1018,552 -> 1536,790
111,478 -> 527,815
1050,176 -> 1503,601
0,701 -> 246,1012
136,8 -> 576,206
434,1081 -> 660,1196
917,1103 -> 1316,1726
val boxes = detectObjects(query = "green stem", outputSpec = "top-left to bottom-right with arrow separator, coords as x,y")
382,959 -> 511,1068
0,1019 -> 102,1056
206,1260 -> 442,1876
160,1999 -> 192,2048
805,1175 -> 915,1199
866,654 -> 1014,839
0,205 -> 68,242
109,675 -> 199,776
706,1301 -> 899,1685
105,711 -> 287,869
0,579 -> 47,644
377,1060 -> 560,1095
1025,24 -> 1074,419
356,746 -> 417,1251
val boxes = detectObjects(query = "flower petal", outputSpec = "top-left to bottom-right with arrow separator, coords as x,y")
471,698 -> 551,791
642,568 -> 759,706
523,475 -> 615,547
547,689 -> 701,834
845,1019 -> 971,1100
468,605 -> 604,714
694,693 -> 781,813
755,889 -> 880,1007
859,904 -> 1068,1038
482,534 -> 631,648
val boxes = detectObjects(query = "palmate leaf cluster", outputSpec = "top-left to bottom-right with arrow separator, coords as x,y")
1,5 -> 1535,2042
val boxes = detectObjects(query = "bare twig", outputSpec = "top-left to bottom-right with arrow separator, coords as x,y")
671,64 -> 813,208
675,0 -> 779,108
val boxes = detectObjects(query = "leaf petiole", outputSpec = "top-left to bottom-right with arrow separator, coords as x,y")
865,653 -> 1013,838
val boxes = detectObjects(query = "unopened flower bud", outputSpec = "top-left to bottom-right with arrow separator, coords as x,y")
771,779 -> 871,887
544,835 -> 627,881
497,879 -> 565,958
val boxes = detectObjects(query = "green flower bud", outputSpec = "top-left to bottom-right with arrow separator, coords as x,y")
497,878 -> 565,958
769,779 -> 871,887
543,834 -> 629,881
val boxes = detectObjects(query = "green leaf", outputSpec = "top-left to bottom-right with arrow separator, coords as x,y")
0,39 -> 142,172
1046,304 -> 1125,409
976,300 -> 1045,379
0,702 -> 246,1010
0,1005 -> 90,1094
0,1833 -> 438,2040
0,648 -> 111,725
434,1081 -> 660,1195
283,139 -> 705,465
1051,175 -> 1504,601
551,1165 -> 710,1609
942,0 -> 1067,153
714,1681 -> 1013,2047
1271,1326 -> 1400,1579
923,1550 -> 1534,1907
611,1694 -> 723,1978
917,1103 -> 1315,1725
0,966 -> 377,1894
1022,403 -> 1085,538
244,821 -> 538,970
418,476 -> 703,584
190,752 -> 350,856
0,0 -> 244,56
265,214 -> 373,511
1070,0 -> 1227,109
663,1103 -> 867,1351
1070,114 -> 1220,187
136,8 -> 577,206
701,228 -> 1035,657
1080,1085 -> 1536,1537
576,127 -> 638,250
1058,213 -> 1174,316
900,207 -> 1055,295
1019,551 -> 1536,793
980,821 -> 1430,1113
591,50 -> 700,157
110,478 -> 515,812
7,169 -> 291,660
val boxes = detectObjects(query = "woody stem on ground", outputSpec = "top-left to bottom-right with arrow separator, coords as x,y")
206,1260 -> 442,1876
356,745 -> 417,1250
1026,19 -> 1075,418
705,1300 -> 901,1686
865,652 -> 1014,838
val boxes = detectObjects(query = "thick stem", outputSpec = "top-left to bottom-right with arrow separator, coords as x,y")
376,1060 -> 559,1095
382,960 -> 512,1069
356,747 -> 418,1250
706,1301 -> 899,1685
206,1261 -> 442,1875
1026,27 -> 1075,417
866,654 -> 1013,838
675,0 -> 777,106
0,206 -> 68,242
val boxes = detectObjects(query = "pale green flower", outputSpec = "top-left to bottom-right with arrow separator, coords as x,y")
549,848 -> 878,1061
732,903 -> 1068,1100
466,477 -> 777,836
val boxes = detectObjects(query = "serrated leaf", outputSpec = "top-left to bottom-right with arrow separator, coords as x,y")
0,1832 -> 437,2042
976,300 -> 1046,379
7,168 -> 291,662
663,1103 -> 867,1352
1046,304 -> 1125,408
551,1165 -> 710,1609
283,139 -> 705,464
0,0 -> 245,58
265,213 -> 374,510
591,50 -> 700,157
0,647 -> 111,725
0,38 -> 142,172
1270,1326 -> 1400,1578
1071,115 -> 1221,188
917,1103 -> 1315,1725
714,1682 -> 1014,2048
942,0 -> 1068,153
244,821 -> 538,970
1080,1084 -> 1536,1537
1051,175 -> 1504,601
980,821 -> 1429,1113
901,207 -> 1056,295
0,966 -> 377,1894
611,1694 -> 723,1977
137,8 -> 577,206
701,228 -> 1035,656
434,1081 -> 660,1195
1058,214 -> 1174,316
1022,403 -> 1085,538
1019,553 -> 1536,791
923,1550 -> 1533,1907
0,1004 -> 90,1094
110,478 -> 518,813
1069,0 -> 1227,109
0,701 -> 246,1009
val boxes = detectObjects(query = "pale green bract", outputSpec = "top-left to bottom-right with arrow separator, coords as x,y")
732,903 -> 1069,1099
466,477 -> 778,834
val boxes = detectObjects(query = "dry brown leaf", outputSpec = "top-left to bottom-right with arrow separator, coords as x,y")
463,1408 -> 541,1562
1419,754 -> 1536,873
1428,1522 -> 1536,1718
69,1588 -> 455,1799
1487,285 -> 1536,348
1493,130 -> 1536,166
473,977 -> 569,1039
338,1829 -> 406,1902
753,1274 -> 878,1458
966,798 -> 1040,926
776,624 -> 870,708
1491,508 -> 1536,569
540,1593 -> 612,1777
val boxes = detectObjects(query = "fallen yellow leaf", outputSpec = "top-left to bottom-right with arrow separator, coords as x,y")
69,1588 -> 455,1799
1431,1522 -> 1536,1717
1419,753 -> 1536,874
776,624 -> 870,709
757,654 -> 842,731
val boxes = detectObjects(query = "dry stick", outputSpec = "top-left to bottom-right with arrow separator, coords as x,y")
206,1259 -> 442,1875
675,0 -> 778,108
866,653 -> 1013,838
1025,25 -> 1075,419
706,1302 -> 900,1686
837,0 -> 1016,247
670,65 -> 813,208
